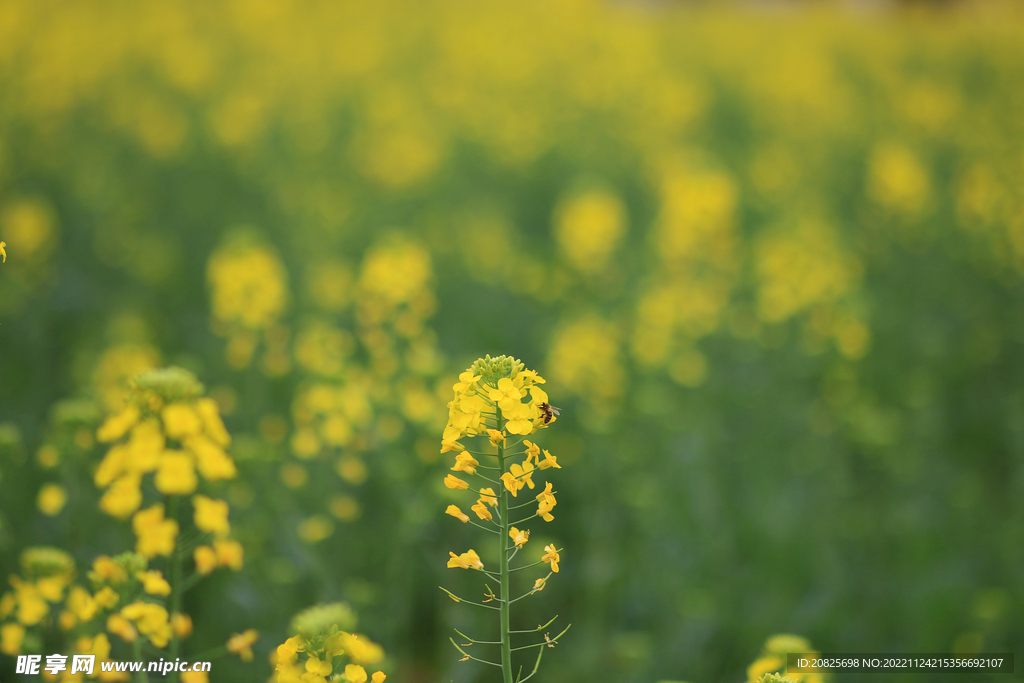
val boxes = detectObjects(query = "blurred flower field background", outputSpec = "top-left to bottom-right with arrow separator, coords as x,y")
2,0 -> 1024,681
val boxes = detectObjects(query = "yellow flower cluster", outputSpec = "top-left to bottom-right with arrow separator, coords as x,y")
439,356 -> 569,675
274,603 -> 386,683
93,368 -> 242,565
0,548 -> 74,636
443,366 -> 551,449
207,235 -> 290,371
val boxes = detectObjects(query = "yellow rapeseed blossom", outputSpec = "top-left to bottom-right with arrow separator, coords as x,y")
99,475 -> 143,519
445,505 -> 469,523
446,550 -> 483,570
90,556 -> 128,584
172,612 -> 193,638
154,451 -> 198,495
227,629 -> 259,661
542,545 -> 560,573
1,622 -> 24,655
439,356 -> 567,676
192,495 -> 231,536
193,545 -> 217,575
509,527 -> 530,548
37,483 -> 67,516
213,538 -> 244,570
161,403 -> 202,439
137,571 -> 171,597
132,505 -> 179,558
443,474 -> 468,490
107,613 -> 138,642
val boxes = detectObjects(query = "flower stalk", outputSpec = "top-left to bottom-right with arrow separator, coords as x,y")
439,355 -> 569,681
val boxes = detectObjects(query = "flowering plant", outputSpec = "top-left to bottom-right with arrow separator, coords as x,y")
440,355 -> 569,683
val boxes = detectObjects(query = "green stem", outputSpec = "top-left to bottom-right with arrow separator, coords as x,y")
168,495 -> 183,683
497,412 -> 513,683
132,638 -> 149,683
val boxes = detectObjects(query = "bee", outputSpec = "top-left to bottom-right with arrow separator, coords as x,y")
538,402 -> 561,424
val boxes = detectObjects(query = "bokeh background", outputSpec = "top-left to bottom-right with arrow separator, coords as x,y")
1,0 -> 1023,681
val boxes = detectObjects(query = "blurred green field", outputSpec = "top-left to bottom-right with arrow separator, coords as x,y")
1,0 -> 1023,681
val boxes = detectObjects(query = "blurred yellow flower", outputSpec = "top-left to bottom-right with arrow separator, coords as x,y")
1,622 -> 24,655
227,629 -> 259,661
192,495 -> 231,536
137,571 -> 171,597
213,538 -> 244,570
37,483 -> 67,516
155,451 -> 198,495
162,403 -> 202,439
193,545 -> 217,575
132,505 -> 178,558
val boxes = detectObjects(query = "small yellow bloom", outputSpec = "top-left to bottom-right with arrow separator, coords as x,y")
192,495 -> 231,536
99,475 -> 143,519
187,435 -> 238,481
478,487 -> 498,507
452,371 -> 481,394
445,505 -> 469,523
523,440 -> 541,464
500,472 -> 520,497
440,439 -> 465,454
371,672 -> 386,683
162,403 -> 202,439
0,241 -> 6,263
126,421 -> 164,473
446,549 -> 484,570
213,538 -> 244,570
227,629 -> 259,662
172,612 -> 193,638
96,405 -> 141,443
509,527 -> 530,548
132,505 -> 179,558
536,481 -> 557,521
487,377 -> 523,413
542,544 -> 560,573
137,571 -> 171,596
154,451 -> 198,495
470,501 -> 492,521
345,664 -> 368,683
305,653 -> 332,676
91,555 -> 128,584
93,586 -> 120,610
444,474 -> 469,490
512,461 -> 535,489
107,613 -> 138,642
1,622 -> 24,655
451,452 -> 479,475
193,545 -> 217,575
195,398 -> 231,447
538,449 -> 561,470
486,428 -> 506,446
504,402 -> 534,435
37,483 -> 67,516
67,586 -> 97,622
532,577 -> 547,593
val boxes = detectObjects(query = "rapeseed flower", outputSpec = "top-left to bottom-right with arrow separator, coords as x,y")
132,505 -> 178,558
438,355 -> 568,678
